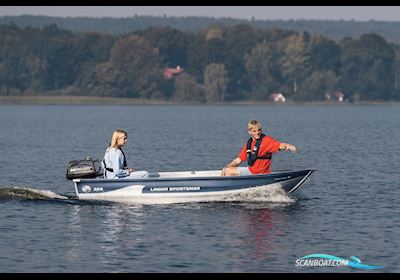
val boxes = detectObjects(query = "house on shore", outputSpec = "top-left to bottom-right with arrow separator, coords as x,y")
163,66 -> 184,80
325,91 -> 345,102
269,93 -> 286,103
336,91 -> 345,102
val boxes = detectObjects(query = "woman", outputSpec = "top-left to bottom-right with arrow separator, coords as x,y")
102,129 -> 149,179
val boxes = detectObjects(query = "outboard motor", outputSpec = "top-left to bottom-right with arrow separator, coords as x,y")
66,157 -> 102,180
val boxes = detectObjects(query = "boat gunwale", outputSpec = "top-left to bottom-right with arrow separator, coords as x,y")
72,169 -> 315,183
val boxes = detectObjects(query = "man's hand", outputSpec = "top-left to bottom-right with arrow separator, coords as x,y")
280,143 -> 296,152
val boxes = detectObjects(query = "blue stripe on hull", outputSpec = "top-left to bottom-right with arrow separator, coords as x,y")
74,170 -> 314,195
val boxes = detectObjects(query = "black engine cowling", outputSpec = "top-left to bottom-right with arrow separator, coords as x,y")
66,157 -> 102,180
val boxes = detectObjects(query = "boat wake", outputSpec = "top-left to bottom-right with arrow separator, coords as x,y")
0,187 -> 71,201
223,185 -> 295,203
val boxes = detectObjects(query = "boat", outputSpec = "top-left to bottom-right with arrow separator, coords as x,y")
72,169 -> 315,204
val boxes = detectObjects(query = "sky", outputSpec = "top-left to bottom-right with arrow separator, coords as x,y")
1,6 -> 400,21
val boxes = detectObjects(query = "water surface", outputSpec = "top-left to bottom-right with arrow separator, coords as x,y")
0,104 -> 398,272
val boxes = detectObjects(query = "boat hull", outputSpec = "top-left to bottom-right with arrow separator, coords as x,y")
73,169 -> 314,204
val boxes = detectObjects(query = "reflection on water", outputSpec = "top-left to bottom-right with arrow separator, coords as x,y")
229,203 -> 289,272
240,208 -> 277,260
66,204 -> 145,270
64,201 -> 294,272
65,205 -> 85,263
100,205 -> 145,267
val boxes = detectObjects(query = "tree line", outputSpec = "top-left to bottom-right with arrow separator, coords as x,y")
2,15 -> 400,45
1,23 -> 400,102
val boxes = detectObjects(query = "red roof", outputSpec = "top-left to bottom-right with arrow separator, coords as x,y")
163,66 -> 184,79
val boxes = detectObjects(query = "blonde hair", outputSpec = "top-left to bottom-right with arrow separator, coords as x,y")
109,129 -> 128,148
248,119 -> 262,131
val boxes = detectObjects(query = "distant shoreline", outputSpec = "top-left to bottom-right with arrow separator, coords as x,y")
0,95 -> 172,105
0,95 -> 398,106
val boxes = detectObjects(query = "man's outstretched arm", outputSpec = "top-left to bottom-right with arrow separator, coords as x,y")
279,143 -> 296,152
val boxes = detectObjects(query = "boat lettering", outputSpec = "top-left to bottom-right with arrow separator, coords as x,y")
149,186 -> 201,192
93,187 -> 103,192
168,187 -> 201,191
150,187 -> 169,192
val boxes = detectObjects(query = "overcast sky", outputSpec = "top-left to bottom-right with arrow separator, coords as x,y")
1,6 -> 400,21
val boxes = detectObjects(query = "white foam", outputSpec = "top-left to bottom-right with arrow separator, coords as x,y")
16,187 -> 68,200
223,185 -> 295,203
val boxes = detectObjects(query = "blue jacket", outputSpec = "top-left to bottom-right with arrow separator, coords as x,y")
102,147 -> 129,178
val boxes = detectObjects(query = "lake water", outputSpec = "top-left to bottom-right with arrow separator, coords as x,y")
0,104 -> 399,272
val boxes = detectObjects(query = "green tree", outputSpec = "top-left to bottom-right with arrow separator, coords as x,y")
280,32 -> 311,98
139,27 -> 191,68
206,28 -> 223,41
186,33 -> 207,82
173,72 -> 205,103
394,47 -> 400,100
204,63 -> 229,103
309,35 -> 340,73
222,23 -> 259,100
89,34 -> 163,98
245,42 -> 282,100
340,33 -> 396,101
301,70 -> 339,101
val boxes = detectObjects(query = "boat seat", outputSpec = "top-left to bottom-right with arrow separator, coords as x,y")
148,172 -> 160,178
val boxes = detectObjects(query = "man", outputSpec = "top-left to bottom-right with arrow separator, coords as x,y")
221,119 -> 296,176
